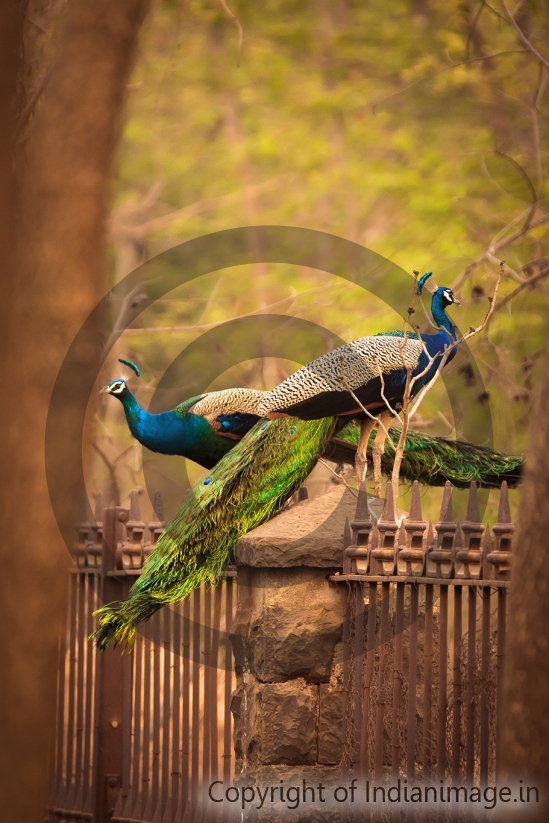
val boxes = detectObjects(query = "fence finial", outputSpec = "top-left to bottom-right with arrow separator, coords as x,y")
371,482 -> 398,575
117,488 -> 146,571
129,488 -> 142,521
398,480 -> 427,576
381,479 -> 396,522
409,479 -> 422,521
465,480 -> 481,524
426,481 -> 456,578
487,482 -> 515,580
440,480 -> 453,522
355,483 -> 370,522
347,485 -> 372,574
457,481 -> 485,579
343,516 -> 351,549
496,480 -> 511,523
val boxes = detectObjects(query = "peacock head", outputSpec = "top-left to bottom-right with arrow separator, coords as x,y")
102,378 -> 130,398
416,272 -> 460,307
434,286 -> 460,307
101,359 -> 140,399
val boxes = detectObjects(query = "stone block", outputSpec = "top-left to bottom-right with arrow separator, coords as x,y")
248,679 -> 318,766
231,567 -> 345,683
235,485 -> 357,568
318,683 -> 343,765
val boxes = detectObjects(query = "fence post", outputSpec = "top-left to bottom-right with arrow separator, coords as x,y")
94,506 -> 131,823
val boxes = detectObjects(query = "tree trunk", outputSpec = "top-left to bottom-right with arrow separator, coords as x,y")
0,0 -> 150,820
501,349 -> 549,803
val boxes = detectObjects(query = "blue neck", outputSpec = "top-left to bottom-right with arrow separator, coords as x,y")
114,388 -> 222,465
430,293 -> 455,339
117,387 -> 141,425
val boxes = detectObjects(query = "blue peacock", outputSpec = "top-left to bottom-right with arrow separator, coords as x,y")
103,358 -> 263,469
93,276 -> 522,650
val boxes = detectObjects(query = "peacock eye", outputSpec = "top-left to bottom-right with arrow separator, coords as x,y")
260,422 -> 270,431
202,477 -> 212,486
287,426 -> 297,439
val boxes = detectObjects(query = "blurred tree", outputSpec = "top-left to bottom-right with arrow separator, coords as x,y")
0,0 -> 150,820
501,345 -> 549,794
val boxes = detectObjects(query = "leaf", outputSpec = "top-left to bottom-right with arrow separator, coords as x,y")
484,152 -> 537,204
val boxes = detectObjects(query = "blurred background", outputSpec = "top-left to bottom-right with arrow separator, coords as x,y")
91,0 -> 548,520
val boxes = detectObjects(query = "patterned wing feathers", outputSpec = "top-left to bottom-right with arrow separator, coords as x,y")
190,387 -> 266,418
257,335 -> 423,415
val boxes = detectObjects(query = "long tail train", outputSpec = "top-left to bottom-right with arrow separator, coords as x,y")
329,423 -> 523,489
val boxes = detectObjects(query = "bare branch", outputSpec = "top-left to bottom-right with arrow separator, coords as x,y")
371,50 -> 528,112
119,281 -> 347,336
90,439 -> 121,506
493,264 -> 549,313
452,209 -> 549,290
110,176 -> 290,241
337,354 -> 398,444
218,0 -> 244,64
500,0 -> 549,72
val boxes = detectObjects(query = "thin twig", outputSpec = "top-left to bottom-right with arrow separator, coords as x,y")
110,175 -> 289,240
500,0 -> 549,72
218,0 -> 244,64
318,459 -> 358,498
91,440 -> 121,506
119,281 -> 347,336
452,210 -> 549,290
493,264 -> 549,313
338,353 -> 400,441
371,50 -> 528,111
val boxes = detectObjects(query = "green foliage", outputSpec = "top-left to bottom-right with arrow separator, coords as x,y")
98,0 -> 548,513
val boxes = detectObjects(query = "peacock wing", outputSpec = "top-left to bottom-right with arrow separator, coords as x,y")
258,334 -> 423,415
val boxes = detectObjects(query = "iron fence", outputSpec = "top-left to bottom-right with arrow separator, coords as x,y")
331,479 -> 513,792
46,490 -> 236,823
47,476 -> 514,823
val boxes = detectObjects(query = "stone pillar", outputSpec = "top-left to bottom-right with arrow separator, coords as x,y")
229,484 -> 357,802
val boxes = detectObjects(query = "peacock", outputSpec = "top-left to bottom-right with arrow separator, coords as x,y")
102,358 -> 263,469
92,414 -> 523,651
190,272 -> 460,492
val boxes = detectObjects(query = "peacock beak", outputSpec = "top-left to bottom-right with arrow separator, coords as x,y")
100,385 -> 111,394
453,298 -> 461,306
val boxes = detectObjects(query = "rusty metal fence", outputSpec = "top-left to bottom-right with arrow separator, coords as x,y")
47,490 -> 236,823
331,479 -> 513,792
48,478 -> 514,822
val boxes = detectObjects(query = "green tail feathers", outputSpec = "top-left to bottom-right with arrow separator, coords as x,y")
92,417 -> 338,651
92,416 -> 523,651
332,422 -> 523,489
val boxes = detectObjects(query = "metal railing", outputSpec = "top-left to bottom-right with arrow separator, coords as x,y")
48,477 -> 514,822
331,479 -> 513,789
46,490 -> 236,823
